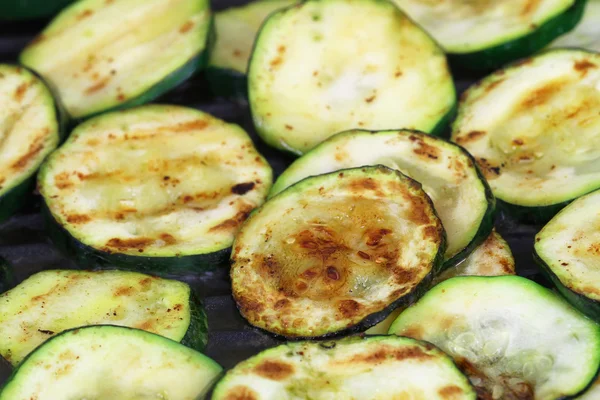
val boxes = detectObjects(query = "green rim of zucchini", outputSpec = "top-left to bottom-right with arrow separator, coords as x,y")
0,0 -> 76,20
550,0 -> 600,52
451,49 -> 600,218
534,188 -> 600,321
366,229 -> 514,335
394,0 -> 586,71
0,325 -> 222,400
212,335 -> 476,400
0,269 -> 208,365
38,104 -> 272,276
270,129 -> 495,269
207,0 -> 297,98
248,0 -> 456,155
20,0 -> 214,120
389,276 -> 600,400
0,64 -> 66,223
232,165 -> 446,338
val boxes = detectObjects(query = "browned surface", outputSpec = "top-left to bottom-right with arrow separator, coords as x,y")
574,60 -> 597,77
476,158 -> 501,180
344,345 -> 433,364
223,386 -> 258,400
438,385 -> 465,398
455,130 -> 485,144
253,360 -> 294,380
520,80 -> 566,109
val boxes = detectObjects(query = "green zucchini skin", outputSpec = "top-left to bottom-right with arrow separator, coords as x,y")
499,199 -> 571,225
534,250 -> 600,322
42,202 -> 229,277
181,292 -> 210,351
0,258 -> 15,294
450,0 -> 587,72
0,0 -> 75,20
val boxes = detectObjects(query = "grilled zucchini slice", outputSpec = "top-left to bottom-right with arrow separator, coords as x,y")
207,0 -> 296,98
248,0 -> 455,155
0,325 -> 222,400
20,0 -> 213,120
535,188 -> 600,322
271,129 -> 494,268
550,0 -> 600,52
0,269 -> 208,365
38,105 -> 272,275
231,166 -> 445,338
212,336 -> 475,399
0,64 -> 64,223
367,229 -> 515,335
452,49 -> 600,223
389,276 -> 600,400
394,0 -> 586,71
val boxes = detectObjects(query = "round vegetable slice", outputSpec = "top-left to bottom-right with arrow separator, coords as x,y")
367,229 -> 514,335
38,105 -> 272,275
0,325 -> 222,400
212,336 -> 476,400
535,188 -> 600,322
207,0 -> 296,98
389,276 -> 600,400
20,0 -> 213,120
0,64 -> 64,223
394,0 -> 586,71
231,165 -> 445,338
550,0 -> 600,52
248,0 -> 455,155
0,270 -> 208,365
271,129 -> 494,268
451,49 -> 600,223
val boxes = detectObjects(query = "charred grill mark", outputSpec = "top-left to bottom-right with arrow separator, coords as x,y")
344,345 -> 433,365
85,78 -> 109,94
179,20 -> 194,33
476,158 -> 501,180
223,386 -> 258,400
520,81 -> 565,108
254,360 -> 294,380
208,206 -> 253,232
105,237 -> 154,251
409,135 -> 440,160
11,130 -> 48,170
113,286 -> 135,296
66,214 -> 91,224
366,228 -> 392,247
13,82 -> 29,102
338,299 -> 361,317
455,130 -> 485,144
574,60 -> 597,77
231,182 -> 256,195
37,329 -> 55,335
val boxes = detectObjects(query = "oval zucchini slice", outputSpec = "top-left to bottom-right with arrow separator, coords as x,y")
534,188 -> 600,322
20,0 -> 213,120
38,105 -> 272,275
248,0 -> 456,155
550,0 -> 600,52
207,0 -> 297,98
367,229 -> 515,335
231,165 -> 445,338
0,269 -> 208,365
394,0 -> 586,71
271,129 -> 495,268
0,64 -> 64,224
389,276 -> 600,400
0,325 -> 222,400
452,49 -> 600,223
212,336 -> 476,399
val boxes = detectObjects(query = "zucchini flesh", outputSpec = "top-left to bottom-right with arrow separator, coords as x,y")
248,0 -> 455,155
0,270 -> 207,365
550,0 -> 600,52
451,49 -> 600,215
231,166 -> 446,338
0,325 -> 222,400
535,188 -> 600,321
0,64 -> 61,223
367,229 -> 515,335
212,336 -> 475,399
38,105 -> 272,272
20,0 -> 212,119
394,0 -> 582,67
389,276 -> 600,400
271,129 -> 494,268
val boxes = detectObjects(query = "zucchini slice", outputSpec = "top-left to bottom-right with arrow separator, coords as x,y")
393,0 -> 586,71
389,276 -> 600,400
19,0 -> 213,120
248,0 -> 456,155
367,229 -> 515,335
212,336 -> 476,399
0,325 -> 222,400
0,269 -> 208,365
534,188 -> 600,322
0,0 -> 75,20
207,0 -> 297,98
550,0 -> 600,52
0,257 -> 15,294
451,49 -> 600,223
231,165 -> 446,338
0,64 -> 64,223
38,105 -> 272,275
271,129 -> 494,268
